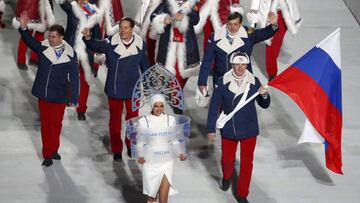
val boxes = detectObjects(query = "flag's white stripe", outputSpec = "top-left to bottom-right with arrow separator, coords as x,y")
298,119 -> 324,144
316,28 -> 341,69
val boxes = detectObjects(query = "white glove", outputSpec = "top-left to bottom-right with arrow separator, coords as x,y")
258,85 -> 268,97
246,12 -> 259,28
230,4 -> 244,15
195,86 -> 210,107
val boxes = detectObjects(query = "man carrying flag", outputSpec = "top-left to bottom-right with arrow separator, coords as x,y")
268,28 -> 343,174
207,51 -> 270,203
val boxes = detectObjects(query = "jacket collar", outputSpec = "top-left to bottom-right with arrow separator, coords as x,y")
111,32 -> 143,59
223,69 -> 255,97
214,25 -> 248,54
41,40 -> 74,64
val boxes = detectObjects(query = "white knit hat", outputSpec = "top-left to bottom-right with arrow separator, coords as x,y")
230,52 -> 250,64
150,94 -> 166,108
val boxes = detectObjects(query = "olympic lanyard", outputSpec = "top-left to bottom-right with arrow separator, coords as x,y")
54,46 -> 65,60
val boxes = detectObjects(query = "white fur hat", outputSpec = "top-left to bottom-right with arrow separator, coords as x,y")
230,52 -> 250,64
150,94 -> 166,108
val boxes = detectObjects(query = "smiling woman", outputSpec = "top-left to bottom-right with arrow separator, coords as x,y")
129,93 -> 188,203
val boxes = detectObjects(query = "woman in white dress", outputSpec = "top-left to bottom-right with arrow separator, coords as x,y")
137,94 -> 187,203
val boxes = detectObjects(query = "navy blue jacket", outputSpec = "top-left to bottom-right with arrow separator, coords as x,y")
198,25 -> 278,87
83,33 -> 149,99
19,28 -> 79,104
207,71 -> 270,140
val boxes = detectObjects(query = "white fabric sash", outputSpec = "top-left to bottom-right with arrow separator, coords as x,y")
216,83 -> 259,129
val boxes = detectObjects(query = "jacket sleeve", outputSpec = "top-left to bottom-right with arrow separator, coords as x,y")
150,3 -> 165,22
91,24 -> 102,40
18,27 -> 43,52
83,37 -> 111,54
198,34 -> 216,86
188,8 -> 199,26
61,1 -> 77,46
150,3 -> 169,35
139,43 -> 150,73
252,24 -> 278,44
69,53 -> 80,104
255,78 -> 271,108
207,81 -> 223,133
59,0 -> 72,14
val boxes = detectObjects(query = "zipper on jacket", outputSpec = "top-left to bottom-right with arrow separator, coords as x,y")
226,53 -> 229,72
45,64 -> 53,98
114,58 -> 120,95
232,96 -> 237,137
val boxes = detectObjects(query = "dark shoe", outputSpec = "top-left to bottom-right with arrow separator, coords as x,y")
236,196 -> 249,203
113,153 -> 122,162
77,112 -> 86,121
92,68 -> 98,78
173,107 -> 183,115
28,59 -> 38,66
127,147 -> 132,157
221,178 -> 230,191
17,63 -> 28,70
52,152 -> 61,160
42,158 -> 53,167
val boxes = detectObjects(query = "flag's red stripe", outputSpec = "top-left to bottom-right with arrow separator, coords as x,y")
269,66 -> 343,174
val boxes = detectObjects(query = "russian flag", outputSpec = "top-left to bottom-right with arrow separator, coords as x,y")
268,28 -> 343,174
82,3 -> 97,17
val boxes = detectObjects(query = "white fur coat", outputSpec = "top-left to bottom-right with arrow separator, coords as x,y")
194,0 -> 243,33
12,0 -> 55,33
151,0 -> 200,79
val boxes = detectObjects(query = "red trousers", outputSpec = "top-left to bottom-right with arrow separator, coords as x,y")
203,18 -> 214,50
265,11 -> 287,78
221,136 -> 257,197
38,99 -> 66,158
175,62 -> 188,88
77,66 -> 89,113
146,34 -> 156,66
108,97 -> 138,154
0,11 -> 5,28
93,61 -> 100,71
18,31 -> 44,64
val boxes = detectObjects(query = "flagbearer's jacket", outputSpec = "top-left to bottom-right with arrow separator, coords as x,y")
198,24 -> 278,87
83,33 -> 149,99
18,27 -> 79,104
207,70 -> 270,140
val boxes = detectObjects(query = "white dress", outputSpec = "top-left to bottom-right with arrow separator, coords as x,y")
138,114 -> 178,198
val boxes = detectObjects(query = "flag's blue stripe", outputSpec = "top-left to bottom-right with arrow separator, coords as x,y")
292,47 -> 342,113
